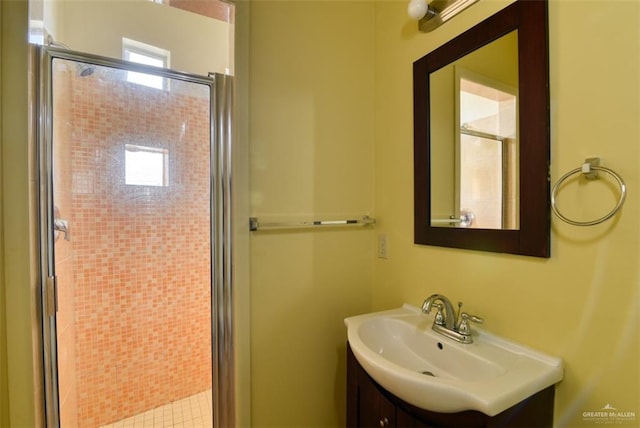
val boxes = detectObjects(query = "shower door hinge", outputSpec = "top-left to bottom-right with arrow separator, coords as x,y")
46,275 -> 58,317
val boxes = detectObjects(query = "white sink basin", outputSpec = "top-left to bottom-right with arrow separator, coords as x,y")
345,304 -> 563,416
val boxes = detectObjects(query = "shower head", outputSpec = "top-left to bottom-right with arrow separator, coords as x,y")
46,35 -> 70,49
76,63 -> 96,77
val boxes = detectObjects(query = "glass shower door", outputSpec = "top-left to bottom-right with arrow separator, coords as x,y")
39,47 -> 234,427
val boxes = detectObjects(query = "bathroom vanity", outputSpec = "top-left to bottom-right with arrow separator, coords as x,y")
347,345 -> 555,428
344,304 -> 563,428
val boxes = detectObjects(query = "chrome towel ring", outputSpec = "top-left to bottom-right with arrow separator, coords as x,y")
551,159 -> 626,226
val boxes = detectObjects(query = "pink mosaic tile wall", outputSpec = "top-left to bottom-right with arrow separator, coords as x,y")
57,61 -> 213,427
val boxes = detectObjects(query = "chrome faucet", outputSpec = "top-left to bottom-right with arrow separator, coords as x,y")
421,294 -> 457,329
421,294 -> 483,344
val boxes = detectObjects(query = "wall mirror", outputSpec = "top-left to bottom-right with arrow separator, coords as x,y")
413,0 -> 550,257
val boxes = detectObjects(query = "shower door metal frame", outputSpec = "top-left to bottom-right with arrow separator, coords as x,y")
36,45 -> 235,428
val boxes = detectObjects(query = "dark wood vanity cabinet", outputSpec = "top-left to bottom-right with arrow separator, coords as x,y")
347,344 -> 555,428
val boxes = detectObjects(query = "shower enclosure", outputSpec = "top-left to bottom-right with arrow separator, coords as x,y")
36,46 -> 234,427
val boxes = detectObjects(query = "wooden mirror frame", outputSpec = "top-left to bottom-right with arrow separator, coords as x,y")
413,0 -> 550,258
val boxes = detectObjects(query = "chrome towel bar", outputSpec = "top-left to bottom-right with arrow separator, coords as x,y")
249,215 -> 376,231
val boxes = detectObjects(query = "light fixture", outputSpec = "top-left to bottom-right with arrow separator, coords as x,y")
407,0 -> 479,32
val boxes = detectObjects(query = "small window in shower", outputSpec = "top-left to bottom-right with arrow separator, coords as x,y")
125,144 -> 169,187
123,38 -> 170,90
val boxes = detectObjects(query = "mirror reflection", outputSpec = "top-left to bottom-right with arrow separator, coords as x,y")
413,0 -> 550,257
429,31 -> 518,229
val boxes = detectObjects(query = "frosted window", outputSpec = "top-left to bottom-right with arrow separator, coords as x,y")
125,144 -> 169,186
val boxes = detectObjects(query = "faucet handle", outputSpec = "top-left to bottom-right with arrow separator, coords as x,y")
465,313 -> 484,324
430,303 -> 446,326
457,312 -> 483,335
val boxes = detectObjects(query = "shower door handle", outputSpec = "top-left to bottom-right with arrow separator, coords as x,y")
54,218 -> 70,241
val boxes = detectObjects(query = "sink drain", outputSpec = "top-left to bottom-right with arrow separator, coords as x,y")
421,370 -> 436,377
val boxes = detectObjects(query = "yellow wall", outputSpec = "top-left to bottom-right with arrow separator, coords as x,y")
1,0 -> 41,426
373,1 -> 639,427
0,1 -> 7,424
248,1 -> 375,426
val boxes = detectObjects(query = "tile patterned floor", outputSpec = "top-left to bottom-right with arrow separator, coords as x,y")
101,390 -> 212,428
